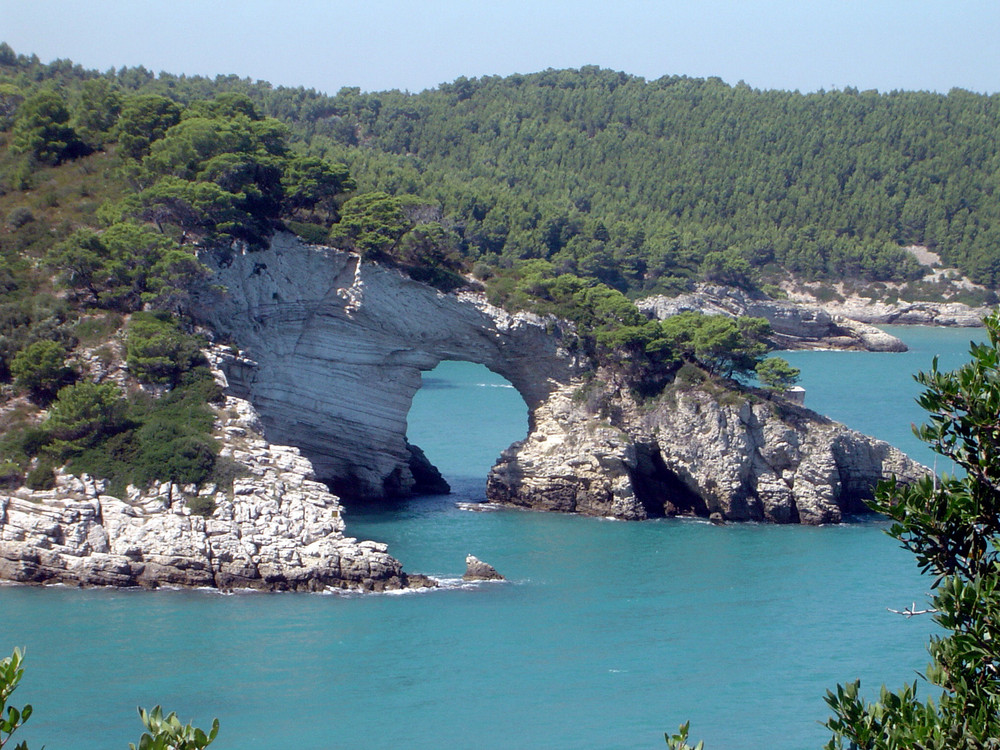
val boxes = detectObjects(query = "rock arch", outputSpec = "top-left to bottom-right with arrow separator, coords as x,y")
192,234 -> 582,500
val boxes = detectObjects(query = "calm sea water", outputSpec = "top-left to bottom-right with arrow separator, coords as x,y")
1,326 -> 981,749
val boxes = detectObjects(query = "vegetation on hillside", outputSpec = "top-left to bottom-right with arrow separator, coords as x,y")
2,41 -> 996,494
302,69 -> 1000,294
483,260 -> 784,394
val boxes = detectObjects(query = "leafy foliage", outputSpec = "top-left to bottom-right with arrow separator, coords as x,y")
10,88 -> 86,165
47,222 -> 208,312
10,339 -> 76,403
0,647 -> 31,750
125,312 -> 205,386
116,94 -> 182,160
129,706 -> 219,750
44,381 -> 125,457
0,646 -> 218,750
665,721 -> 703,750
486,262 -> 771,393
755,356 -> 801,392
822,311 -> 1000,749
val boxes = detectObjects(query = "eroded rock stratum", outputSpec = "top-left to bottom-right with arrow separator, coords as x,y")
195,234 -> 925,524
193,233 -> 583,500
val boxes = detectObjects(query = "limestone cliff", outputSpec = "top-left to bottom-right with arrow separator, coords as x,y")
0,390 -> 432,592
192,233 -> 582,500
486,378 -> 925,524
189,234 -> 924,525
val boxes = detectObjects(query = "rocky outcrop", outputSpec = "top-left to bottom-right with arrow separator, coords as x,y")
797,298 -> 989,327
192,233 -> 582,501
487,380 -> 926,525
0,393 -> 434,592
463,555 -> 504,581
637,285 -> 908,351
188,235 -> 926,526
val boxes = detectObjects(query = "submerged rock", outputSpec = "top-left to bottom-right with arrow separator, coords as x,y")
463,555 -> 504,581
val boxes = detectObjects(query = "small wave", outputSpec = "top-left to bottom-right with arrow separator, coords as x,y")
475,383 -> 515,388
456,501 -> 503,512
434,576 -> 508,590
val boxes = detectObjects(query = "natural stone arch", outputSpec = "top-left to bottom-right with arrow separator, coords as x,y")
192,233 -> 582,500
405,359 -> 530,489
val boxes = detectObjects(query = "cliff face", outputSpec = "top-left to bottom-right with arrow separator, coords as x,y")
0,391 -> 431,591
192,233 -> 582,500
190,235 -> 921,525
487,379 -> 926,524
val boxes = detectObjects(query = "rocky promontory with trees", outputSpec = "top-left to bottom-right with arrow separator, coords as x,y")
0,45 -> 990,590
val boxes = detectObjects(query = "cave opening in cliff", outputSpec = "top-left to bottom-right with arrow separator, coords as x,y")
405,360 -> 529,497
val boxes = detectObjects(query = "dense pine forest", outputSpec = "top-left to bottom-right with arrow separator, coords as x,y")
307,69 -> 1000,295
5,44 -> 1000,294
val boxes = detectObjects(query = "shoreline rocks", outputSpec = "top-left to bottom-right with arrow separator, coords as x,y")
0,392 -> 436,593
637,285 -> 909,352
463,555 -> 504,581
487,379 -> 926,525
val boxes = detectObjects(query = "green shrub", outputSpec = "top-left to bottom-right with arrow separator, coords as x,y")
133,419 -> 217,487
0,460 -> 22,488
209,455 -> 250,494
125,312 -> 205,386
24,460 -> 55,490
674,362 -> 707,388
73,313 -> 123,345
285,220 -> 329,245
755,357 -> 801,392
187,494 -> 216,517
5,206 -> 34,229
10,339 -> 76,402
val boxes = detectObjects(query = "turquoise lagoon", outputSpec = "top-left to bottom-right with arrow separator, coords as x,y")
1,325 -> 982,749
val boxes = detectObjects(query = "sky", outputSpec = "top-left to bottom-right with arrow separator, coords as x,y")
3,0 -> 999,96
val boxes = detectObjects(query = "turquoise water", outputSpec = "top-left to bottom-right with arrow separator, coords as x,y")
0,326 -> 979,749
781,325 -> 987,471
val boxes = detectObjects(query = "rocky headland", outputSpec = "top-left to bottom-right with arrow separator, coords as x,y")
486,377 -> 925,524
637,285 -> 909,352
0,234 -> 938,592
0,385 -> 434,592
192,234 -> 925,525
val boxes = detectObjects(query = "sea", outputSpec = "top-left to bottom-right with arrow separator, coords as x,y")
0,325 -> 985,750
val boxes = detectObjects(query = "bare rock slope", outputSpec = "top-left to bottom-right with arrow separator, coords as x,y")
487,380 -> 925,524
0,392 -> 432,592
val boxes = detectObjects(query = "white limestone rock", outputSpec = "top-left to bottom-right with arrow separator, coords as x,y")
487,379 -> 927,525
0,390 -> 432,592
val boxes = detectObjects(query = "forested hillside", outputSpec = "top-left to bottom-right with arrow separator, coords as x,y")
301,68 -> 1000,293
4,45 -> 999,296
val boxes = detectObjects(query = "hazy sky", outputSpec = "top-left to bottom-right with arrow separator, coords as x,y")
3,0 -> 999,95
